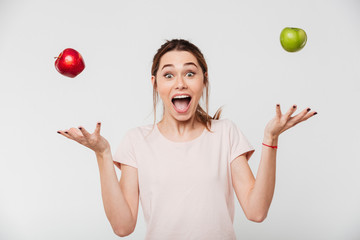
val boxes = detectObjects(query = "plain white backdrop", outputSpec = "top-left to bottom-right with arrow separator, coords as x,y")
1,0 -> 359,239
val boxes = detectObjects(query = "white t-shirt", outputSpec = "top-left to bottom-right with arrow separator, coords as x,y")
113,119 -> 255,240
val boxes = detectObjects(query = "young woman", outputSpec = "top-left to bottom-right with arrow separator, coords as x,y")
57,39 -> 317,239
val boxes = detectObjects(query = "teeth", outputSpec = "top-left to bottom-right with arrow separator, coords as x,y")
173,95 -> 190,99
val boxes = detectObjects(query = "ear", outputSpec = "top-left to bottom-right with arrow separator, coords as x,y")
203,72 -> 209,86
151,75 -> 156,89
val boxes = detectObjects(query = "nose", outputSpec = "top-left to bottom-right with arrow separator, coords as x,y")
175,76 -> 187,90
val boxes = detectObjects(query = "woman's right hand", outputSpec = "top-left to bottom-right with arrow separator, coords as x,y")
57,122 -> 110,154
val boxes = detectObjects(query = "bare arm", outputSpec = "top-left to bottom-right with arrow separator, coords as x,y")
231,104 -> 317,222
231,136 -> 278,222
247,135 -> 278,221
58,122 -> 138,236
96,149 -> 136,236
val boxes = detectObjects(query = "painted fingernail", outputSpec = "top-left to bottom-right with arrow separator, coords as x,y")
98,122 -> 101,125
78,127 -> 82,130
276,104 -> 280,107
307,108 -> 311,112
293,105 -> 297,108
65,131 -> 68,134
314,112 -> 317,115
57,131 -> 61,134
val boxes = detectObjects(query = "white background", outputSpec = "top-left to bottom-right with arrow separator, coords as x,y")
1,0 -> 359,239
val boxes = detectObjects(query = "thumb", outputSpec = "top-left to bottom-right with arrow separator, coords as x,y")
94,122 -> 101,135
276,104 -> 282,118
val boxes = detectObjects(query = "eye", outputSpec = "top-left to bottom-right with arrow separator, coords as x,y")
164,73 -> 173,78
186,72 -> 195,77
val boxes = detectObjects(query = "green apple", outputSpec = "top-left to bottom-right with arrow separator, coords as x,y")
280,27 -> 307,52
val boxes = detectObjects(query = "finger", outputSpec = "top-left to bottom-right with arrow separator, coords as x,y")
57,130 -> 73,140
284,104 -> 297,120
287,109 -> 317,130
276,104 -> 282,118
65,127 -> 81,138
78,126 -> 91,138
94,122 -> 101,135
302,110 -> 318,121
291,107 -> 311,123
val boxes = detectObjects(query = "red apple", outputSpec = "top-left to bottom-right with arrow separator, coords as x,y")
54,48 -> 85,78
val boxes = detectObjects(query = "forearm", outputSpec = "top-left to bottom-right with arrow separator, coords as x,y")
96,149 -> 134,235
247,135 -> 278,221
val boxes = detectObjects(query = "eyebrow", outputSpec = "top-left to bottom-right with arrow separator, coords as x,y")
161,62 -> 198,71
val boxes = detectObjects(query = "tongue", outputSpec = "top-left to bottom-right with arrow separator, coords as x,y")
173,98 -> 190,110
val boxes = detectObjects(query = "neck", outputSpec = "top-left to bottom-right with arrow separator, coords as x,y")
158,113 -> 201,137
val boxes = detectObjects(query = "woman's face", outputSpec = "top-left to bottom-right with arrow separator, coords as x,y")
152,50 -> 206,122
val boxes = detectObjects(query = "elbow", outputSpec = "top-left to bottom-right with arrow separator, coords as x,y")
113,224 -> 135,237
114,230 -> 126,237
110,212 -> 137,237
247,212 -> 267,223
113,227 -> 134,237
111,215 -> 136,237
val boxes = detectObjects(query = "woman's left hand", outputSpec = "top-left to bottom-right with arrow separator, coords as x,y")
264,104 -> 317,138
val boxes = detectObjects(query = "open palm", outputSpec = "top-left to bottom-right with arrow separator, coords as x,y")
265,104 -> 317,138
57,122 -> 110,154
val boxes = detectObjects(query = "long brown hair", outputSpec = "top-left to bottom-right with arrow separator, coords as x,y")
151,39 -> 222,132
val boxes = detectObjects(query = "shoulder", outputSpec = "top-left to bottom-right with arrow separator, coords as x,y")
210,118 -> 237,131
123,124 -> 155,143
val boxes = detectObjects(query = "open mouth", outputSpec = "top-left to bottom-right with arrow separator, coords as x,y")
171,95 -> 192,113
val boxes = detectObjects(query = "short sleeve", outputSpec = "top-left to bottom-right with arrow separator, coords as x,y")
113,129 -> 138,170
228,120 -> 255,163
